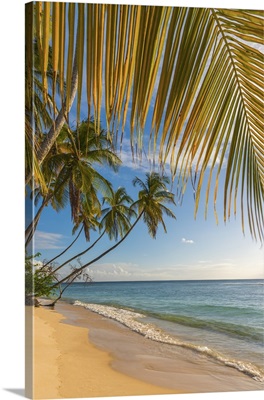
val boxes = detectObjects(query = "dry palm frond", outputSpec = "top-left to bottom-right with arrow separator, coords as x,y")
66,3 -> 75,113
25,119 -> 47,194
77,2 -> 85,124
58,2 -> 65,101
27,4 -> 264,241
52,2 -> 60,113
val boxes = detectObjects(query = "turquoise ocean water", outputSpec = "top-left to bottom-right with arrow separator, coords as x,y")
60,279 -> 264,381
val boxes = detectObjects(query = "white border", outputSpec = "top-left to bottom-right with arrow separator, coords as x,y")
1,0 -> 263,399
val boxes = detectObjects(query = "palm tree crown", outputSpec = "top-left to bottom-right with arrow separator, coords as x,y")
25,3 -> 264,241
132,172 -> 176,238
52,172 -> 177,287
26,119 -> 121,246
42,120 -> 121,224
100,187 -> 137,241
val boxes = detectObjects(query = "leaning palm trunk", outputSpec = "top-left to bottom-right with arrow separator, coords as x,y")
42,226 -> 84,269
37,52 -> 78,165
27,4 -> 264,242
25,197 -> 49,247
52,212 -> 144,288
46,230 -> 106,279
25,52 -> 78,186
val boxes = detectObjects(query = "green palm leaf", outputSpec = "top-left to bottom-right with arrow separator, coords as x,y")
100,186 -> 136,240
132,172 -> 176,238
27,4 -> 264,241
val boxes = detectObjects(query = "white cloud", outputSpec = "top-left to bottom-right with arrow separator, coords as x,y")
34,230 -> 65,250
117,137 -> 153,171
84,257 -> 261,282
87,262 -> 183,281
197,259 -> 236,269
210,262 -> 237,268
118,132 -> 228,182
88,263 -> 134,277
181,237 -> 194,244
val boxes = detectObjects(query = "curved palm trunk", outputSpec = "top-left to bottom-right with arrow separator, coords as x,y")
47,230 -> 106,278
42,226 -> 84,268
52,212 -> 144,288
25,52 -> 78,186
26,169 -> 77,247
25,197 -> 49,247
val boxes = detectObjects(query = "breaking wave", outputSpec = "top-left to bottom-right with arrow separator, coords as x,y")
74,300 -> 264,382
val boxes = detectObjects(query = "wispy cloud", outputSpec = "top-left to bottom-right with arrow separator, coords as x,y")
83,257 -> 257,282
117,137 -> 153,171
87,263 -> 136,280
210,262 -> 237,268
87,262 -> 187,281
181,237 -> 195,244
34,230 -> 65,250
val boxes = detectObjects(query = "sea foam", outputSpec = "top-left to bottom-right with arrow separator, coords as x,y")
73,300 -> 264,382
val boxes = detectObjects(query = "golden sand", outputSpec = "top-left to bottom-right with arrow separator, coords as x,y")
26,302 -> 263,399
31,306 -> 175,399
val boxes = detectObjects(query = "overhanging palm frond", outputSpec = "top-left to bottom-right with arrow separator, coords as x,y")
25,118 -> 48,195
169,9 -> 264,241
26,4 -> 264,241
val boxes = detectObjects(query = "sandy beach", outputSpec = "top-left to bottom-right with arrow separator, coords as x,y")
27,301 -> 263,399
29,303 -> 176,399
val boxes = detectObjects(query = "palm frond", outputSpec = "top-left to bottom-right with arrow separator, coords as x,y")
28,4 -> 264,241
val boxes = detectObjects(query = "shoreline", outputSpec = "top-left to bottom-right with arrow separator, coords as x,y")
32,303 -> 176,399
31,300 -> 263,398
72,300 -> 264,382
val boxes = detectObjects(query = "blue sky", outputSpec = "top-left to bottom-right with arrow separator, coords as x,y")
25,2 -> 264,282
28,141 -> 264,282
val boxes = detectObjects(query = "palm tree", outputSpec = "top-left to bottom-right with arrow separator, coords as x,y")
48,121 -> 120,226
100,187 -> 137,240
25,4 -> 264,242
131,173 -> 176,238
25,39 -> 61,195
41,226 -> 84,270
45,185 -> 136,279
52,172 -> 176,287
25,119 -> 121,246
41,192 -> 103,269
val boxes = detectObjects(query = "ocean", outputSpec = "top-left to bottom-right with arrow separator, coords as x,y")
59,279 -> 264,382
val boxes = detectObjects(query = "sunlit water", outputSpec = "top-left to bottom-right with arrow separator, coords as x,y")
59,279 -> 264,381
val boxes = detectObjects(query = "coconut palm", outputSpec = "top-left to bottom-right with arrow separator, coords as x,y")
25,34 -> 62,195
45,185 -> 136,279
48,121 -> 120,226
25,119 -> 121,246
41,195 -> 102,269
25,4 -> 264,242
52,172 -> 176,287
131,172 -> 176,238
100,187 -> 137,240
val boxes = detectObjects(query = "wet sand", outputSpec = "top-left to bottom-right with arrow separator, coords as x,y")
31,304 -> 176,399
30,301 -> 263,399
